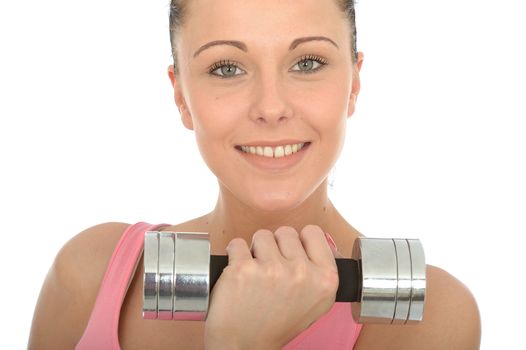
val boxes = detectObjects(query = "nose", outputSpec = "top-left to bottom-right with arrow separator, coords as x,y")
248,73 -> 294,125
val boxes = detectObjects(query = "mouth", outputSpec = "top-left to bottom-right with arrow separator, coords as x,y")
234,142 -> 311,159
234,141 -> 312,172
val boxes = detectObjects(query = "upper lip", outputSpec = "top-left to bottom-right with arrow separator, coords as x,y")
236,140 -> 310,147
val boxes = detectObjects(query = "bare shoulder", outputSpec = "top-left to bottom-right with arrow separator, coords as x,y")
28,222 -> 131,349
354,265 -> 481,350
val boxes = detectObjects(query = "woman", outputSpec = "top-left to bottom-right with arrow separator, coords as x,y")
28,0 -> 481,348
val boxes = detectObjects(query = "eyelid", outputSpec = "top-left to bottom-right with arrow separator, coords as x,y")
289,54 -> 328,72
207,54 -> 329,78
206,59 -> 245,75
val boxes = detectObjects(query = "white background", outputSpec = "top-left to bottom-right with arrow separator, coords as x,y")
1,0 -> 525,348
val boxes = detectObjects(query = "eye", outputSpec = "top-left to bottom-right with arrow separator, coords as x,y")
207,55 -> 329,79
290,55 -> 328,74
207,60 -> 245,79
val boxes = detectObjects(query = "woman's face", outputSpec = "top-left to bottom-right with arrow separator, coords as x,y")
169,0 -> 363,212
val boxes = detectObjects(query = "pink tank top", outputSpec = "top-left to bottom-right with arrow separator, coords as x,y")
76,222 -> 363,349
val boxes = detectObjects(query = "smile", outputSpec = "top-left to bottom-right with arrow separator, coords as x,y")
236,142 -> 310,158
235,142 -> 311,172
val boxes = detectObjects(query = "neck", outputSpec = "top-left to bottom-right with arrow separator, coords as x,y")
205,178 -> 349,253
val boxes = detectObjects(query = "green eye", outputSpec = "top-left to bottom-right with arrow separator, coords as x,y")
218,65 -> 238,76
292,55 -> 328,73
208,60 -> 245,79
207,55 -> 328,79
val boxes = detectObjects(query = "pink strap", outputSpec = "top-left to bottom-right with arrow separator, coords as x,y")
76,222 -> 170,350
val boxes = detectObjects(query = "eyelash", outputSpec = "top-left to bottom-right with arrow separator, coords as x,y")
207,54 -> 329,79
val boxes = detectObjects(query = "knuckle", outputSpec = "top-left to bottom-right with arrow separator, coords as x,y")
274,226 -> 298,239
228,237 -> 247,248
272,260 -> 287,275
319,268 -> 339,295
300,224 -> 324,239
263,262 -> 286,282
304,224 -> 322,232
252,229 -> 273,241
290,259 -> 309,282
226,259 -> 256,280
226,237 -> 249,254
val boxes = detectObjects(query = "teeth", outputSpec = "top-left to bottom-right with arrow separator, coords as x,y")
240,142 -> 307,158
274,146 -> 285,158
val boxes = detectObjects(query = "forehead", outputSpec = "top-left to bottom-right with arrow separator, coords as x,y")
177,0 -> 349,54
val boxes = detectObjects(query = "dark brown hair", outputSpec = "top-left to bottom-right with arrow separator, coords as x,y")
169,0 -> 357,75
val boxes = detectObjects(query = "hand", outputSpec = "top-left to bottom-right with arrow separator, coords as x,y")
204,225 -> 340,350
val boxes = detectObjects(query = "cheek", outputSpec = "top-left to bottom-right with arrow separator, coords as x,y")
187,84 -> 246,169
299,78 -> 350,165
189,83 -> 243,141
300,77 -> 350,134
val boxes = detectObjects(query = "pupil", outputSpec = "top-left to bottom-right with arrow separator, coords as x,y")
221,65 -> 235,76
301,60 -> 313,71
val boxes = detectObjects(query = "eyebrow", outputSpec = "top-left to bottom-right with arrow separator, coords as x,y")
193,36 -> 339,58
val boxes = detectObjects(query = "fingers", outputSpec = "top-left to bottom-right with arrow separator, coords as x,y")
299,225 -> 336,268
225,238 -> 253,265
227,226 -> 338,267
274,226 -> 308,260
226,229 -> 286,266
249,229 -> 282,262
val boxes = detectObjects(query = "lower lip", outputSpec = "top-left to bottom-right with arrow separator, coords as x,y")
236,143 -> 311,172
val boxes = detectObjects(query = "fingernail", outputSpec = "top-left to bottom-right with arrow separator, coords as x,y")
324,232 -> 338,251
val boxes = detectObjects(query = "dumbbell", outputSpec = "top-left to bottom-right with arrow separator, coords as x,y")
142,231 -> 426,324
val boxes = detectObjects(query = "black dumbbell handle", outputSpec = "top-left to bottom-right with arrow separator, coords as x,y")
210,256 -> 361,302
